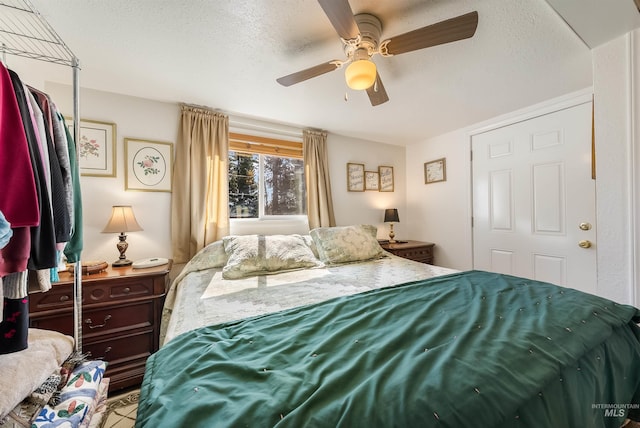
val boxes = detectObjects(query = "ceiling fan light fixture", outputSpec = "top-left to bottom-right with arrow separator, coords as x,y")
345,59 -> 376,90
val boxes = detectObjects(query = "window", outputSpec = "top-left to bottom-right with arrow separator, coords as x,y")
228,133 -> 306,219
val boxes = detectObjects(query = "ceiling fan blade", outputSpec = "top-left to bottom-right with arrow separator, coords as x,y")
276,61 -> 341,87
317,0 -> 360,40
382,11 -> 478,56
366,73 -> 389,106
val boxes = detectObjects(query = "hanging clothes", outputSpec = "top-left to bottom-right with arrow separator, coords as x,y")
0,62 -> 39,230
28,89 -> 71,247
0,211 -> 13,322
7,69 -> 58,271
60,114 -> 83,263
0,65 -> 82,355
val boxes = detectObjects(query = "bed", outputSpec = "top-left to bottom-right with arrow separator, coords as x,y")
136,226 -> 640,427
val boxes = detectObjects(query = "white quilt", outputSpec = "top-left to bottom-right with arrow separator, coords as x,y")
161,254 -> 457,345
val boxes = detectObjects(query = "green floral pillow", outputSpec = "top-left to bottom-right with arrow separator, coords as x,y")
310,225 -> 385,265
222,234 -> 323,279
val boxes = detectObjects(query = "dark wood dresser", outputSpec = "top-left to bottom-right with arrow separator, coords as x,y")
379,240 -> 435,264
29,261 -> 171,392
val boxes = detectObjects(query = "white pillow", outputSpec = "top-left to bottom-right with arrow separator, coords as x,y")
310,224 -> 385,265
222,234 -> 323,279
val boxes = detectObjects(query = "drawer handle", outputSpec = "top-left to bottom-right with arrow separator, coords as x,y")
85,314 -> 112,329
88,346 -> 112,360
123,287 -> 131,294
59,295 -> 70,302
100,346 -> 112,359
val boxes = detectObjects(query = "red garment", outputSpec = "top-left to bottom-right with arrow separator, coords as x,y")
0,227 -> 30,275
0,63 -> 38,227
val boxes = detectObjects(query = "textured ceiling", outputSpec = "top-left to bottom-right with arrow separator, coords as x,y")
25,0 -> 595,145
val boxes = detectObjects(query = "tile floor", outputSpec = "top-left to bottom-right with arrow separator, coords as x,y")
99,389 -> 139,428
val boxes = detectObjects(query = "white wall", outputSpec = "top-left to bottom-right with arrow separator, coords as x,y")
327,134 -> 406,240
635,30 -> 640,309
7,68 -> 406,262
405,29 -> 640,305
405,130 -> 472,270
44,83 -> 179,264
592,32 -> 637,305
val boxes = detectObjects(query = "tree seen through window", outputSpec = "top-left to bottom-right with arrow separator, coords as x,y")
229,151 -> 305,218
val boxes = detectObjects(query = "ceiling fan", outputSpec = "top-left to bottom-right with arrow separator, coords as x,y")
276,0 -> 478,106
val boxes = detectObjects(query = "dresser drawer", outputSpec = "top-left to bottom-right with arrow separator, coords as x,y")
30,301 -> 155,339
395,248 -> 433,264
28,262 -> 171,393
85,330 -> 154,363
30,276 -> 156,312
379,240 -> 435,265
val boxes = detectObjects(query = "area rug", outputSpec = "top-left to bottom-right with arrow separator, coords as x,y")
99,389 -> 139,428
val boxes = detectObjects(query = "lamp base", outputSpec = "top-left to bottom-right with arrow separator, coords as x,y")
112,232 -> 132,267
112,258 -> 133,267
388,223 -> 396,244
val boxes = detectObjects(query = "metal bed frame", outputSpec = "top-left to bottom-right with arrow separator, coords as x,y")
0,0 -> 83,351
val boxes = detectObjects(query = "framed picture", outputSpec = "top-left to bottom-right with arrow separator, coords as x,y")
378,165 -> 394,192
347,163 -> 365,192
124,138 -> 173,192
425,158 -> 447,184
365,171 -> 379,191
67,118 -> 116,177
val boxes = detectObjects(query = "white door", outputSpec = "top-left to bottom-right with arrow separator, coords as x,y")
472,102 -> 596,294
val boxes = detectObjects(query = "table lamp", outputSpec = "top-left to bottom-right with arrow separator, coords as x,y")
102,205 -> 143,267
384,208 -> 399,244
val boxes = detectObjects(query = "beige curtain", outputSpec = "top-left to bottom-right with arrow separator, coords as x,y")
303,129 -> 336,229
171,105 -> 229,263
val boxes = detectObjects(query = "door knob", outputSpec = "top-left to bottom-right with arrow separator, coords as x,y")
579,222 -> 592,231
578,240 -> 592,249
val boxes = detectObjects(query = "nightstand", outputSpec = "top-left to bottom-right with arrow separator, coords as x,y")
379,240 -> 435,264
29,261 -> 172,392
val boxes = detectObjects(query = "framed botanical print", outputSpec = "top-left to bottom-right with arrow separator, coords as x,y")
67,118 -> 117,177
124,138 -> 173,192
425,158 -> 446,184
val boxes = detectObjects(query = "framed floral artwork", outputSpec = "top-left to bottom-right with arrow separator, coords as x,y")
124,138 -> 173,192
66,118 -> 116,177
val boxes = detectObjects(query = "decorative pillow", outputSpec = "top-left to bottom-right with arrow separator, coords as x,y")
32,360 -> 107,428
170,240 -> 229,288
195,240 -> 228,268
301,234 -> 319,258
310,224 -> 385,265
222,234 -> 323,279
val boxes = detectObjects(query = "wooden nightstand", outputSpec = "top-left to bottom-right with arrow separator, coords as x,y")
379,240 -> 435,264
29,261 -> 172,392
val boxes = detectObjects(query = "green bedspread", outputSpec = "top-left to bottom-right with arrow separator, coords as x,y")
136,270 -> 640,427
